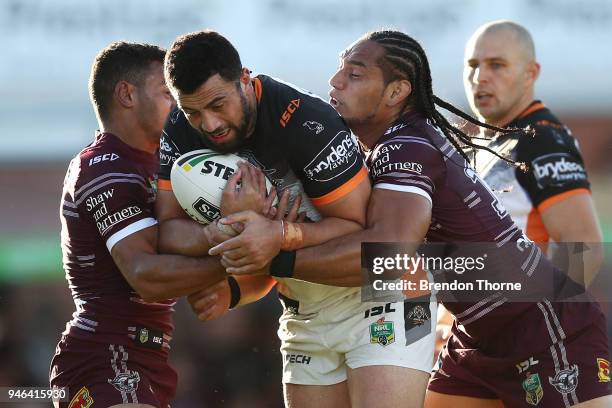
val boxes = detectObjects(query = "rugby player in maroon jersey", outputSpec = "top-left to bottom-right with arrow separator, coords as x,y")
50,42 -> 238,408
206,30 -> 611,407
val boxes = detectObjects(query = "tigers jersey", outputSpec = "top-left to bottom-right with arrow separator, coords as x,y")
159,74 -> 368,305
474,101 -> 590,244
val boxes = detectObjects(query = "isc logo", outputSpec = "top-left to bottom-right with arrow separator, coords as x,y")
200,161 -> 235,181
280,99 -> 300,128
89,153 -> 119,166
364,303 -> 396,318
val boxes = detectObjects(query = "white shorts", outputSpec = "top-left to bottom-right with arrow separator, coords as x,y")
278,290 -> 437,385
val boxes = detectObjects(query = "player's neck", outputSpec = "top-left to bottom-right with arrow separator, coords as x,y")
100,115 -> 158,154
488,93 -> 536,130
351,122 -> 389,149
352,110 -> 402,149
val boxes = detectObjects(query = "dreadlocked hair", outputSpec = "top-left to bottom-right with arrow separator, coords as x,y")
366,30 -> 530,170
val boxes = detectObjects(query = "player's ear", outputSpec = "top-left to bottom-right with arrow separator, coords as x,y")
115,80 -> 136,109
385,79 -> 412,108
526,61 -> 540,84
239,67 -> 252,88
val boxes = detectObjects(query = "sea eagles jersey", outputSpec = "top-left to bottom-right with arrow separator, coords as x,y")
60,132 -> 173,351
474,101 -> 590,244
159,74 -> 368,305
366,111 -> 574,339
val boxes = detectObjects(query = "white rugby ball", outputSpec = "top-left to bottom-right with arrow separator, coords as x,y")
170,149 -> 275,224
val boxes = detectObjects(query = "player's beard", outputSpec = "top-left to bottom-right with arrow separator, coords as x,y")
200,87 -> 253,154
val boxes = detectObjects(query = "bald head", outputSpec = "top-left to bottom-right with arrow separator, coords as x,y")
463,20 -> 540,127
468,20 -> 536,63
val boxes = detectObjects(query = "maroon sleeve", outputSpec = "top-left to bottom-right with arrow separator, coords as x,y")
74,157 -> 158,251
369,136 -> 445,202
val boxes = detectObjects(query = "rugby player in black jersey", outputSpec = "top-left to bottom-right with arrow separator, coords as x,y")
156,30 -> 436,408
208,30 -> 611,407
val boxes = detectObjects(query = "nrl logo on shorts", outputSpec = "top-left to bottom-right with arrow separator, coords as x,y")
548,364 -> 579,394
108,370 -> 141,393
369,317 -> 395,347
139,328 -> 149,344
522,373 -> 543,406
407,305 -> 430,326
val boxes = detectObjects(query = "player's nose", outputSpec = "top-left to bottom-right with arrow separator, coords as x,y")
200,111 -> 224,133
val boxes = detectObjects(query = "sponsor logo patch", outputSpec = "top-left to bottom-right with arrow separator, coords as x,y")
523,373 -> 543,406
597,358 -> 611,383
280,99 -> 301,127
369,317 -> 395,347
193,197 -> 221,223
285,354 -> 312,364
532,153 -> 587,189
68,386 -> 93,408
88,153 -> 119,166
96,206 -> 142,235
303,131 -> 359,182
549,364 -> 579,394
108,370 -> 140,393
517,357 -> 540,374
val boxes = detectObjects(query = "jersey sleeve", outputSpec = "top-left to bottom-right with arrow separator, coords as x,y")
515,124 -> 590,210
280,94 -> 367,206
369,137 -> 445,205
75,159 -> 157,252
158,108 -> 194,191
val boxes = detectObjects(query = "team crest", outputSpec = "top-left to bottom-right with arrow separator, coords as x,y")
68,386 -> 93,408
303,121 -> 324,134
522,373 -> 543,406
370,317 -> 395,346
549,365 -> 579,394
597,358 -> 611,383
407,304 -> 430,326
108,370 -> 140,393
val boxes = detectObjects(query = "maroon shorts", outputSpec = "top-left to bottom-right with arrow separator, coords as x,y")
50,335 -> 177,408
429,300 -> 611,407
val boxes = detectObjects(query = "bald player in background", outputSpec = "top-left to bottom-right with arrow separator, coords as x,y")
432,20 -> 609,408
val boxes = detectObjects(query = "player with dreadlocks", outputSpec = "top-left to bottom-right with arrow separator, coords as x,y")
199,29 -> 608,407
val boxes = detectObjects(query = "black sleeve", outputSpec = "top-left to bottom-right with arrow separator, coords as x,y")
515,124 -> 590,207
158,108 -> 204,182
280,93 -> 365,201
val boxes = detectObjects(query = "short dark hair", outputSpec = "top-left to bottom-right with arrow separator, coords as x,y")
89,41 -> 165,122
164,30 -> 242,95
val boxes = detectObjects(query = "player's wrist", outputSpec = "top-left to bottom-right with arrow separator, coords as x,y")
280,220 -> 303,251
227,275 -> 241,309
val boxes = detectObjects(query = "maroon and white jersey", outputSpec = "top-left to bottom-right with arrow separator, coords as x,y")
59,132 -> 173,351
366,112 -> 584,339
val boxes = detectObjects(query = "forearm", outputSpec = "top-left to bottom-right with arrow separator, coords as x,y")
292,217 -> 363,249
294,226 -> 417,286
126,253 -> 226,302
235,275 -> 277,306
158,218 -> 212,256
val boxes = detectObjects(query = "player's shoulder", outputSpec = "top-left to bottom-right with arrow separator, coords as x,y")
515,104 -> 580,159
72,134 -> 139,189
257,74 -> 337,129
377,114 -> 441,153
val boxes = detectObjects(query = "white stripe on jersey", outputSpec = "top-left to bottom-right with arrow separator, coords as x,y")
75,172 -> 145,197
75,177 -> 151,206
106,217 -> 157,252
374,183 -> 432,206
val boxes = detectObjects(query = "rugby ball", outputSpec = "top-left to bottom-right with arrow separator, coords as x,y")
170,149 -> 275,224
